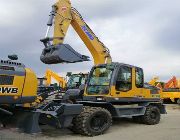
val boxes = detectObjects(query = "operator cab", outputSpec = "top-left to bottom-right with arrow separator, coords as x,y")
66,73 -> 88,90
84,63 -> 161,101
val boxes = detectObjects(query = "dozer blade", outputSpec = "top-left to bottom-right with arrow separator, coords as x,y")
40,44 -> 90,64
0,109 -> 41,134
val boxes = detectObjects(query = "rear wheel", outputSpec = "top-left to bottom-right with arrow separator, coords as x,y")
72,107 -> 112,136
142,105 -> 160,125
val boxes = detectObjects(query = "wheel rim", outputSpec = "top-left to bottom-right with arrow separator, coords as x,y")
150,111 -> 158,120
90,114 -> 108,131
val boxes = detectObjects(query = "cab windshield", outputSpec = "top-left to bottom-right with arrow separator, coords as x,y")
67,74 -> 85,89
87,67 -> 113,95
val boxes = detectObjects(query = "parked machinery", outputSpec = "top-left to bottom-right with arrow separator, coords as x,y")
0,56 -> 82,133
149,76 -> 180,104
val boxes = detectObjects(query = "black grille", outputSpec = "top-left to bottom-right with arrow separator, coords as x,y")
0,60 -> 22,66
0,75 -> 14,85
0,66 -> 15,71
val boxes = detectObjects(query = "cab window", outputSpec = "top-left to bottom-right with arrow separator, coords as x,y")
116,66 -> 132,91
136,68 -> 144,88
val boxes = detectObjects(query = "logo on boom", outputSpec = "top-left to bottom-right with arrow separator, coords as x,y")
81,25 -> 94,40
0,87 -> 18,94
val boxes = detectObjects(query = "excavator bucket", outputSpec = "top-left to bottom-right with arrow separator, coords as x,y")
40,44 -> 90,64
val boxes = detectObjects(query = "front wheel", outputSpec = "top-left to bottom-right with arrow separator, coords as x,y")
142,105 -> 160,125
72,107 -> 112,136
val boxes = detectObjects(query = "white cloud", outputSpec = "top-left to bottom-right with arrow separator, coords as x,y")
0,0 -> 53,26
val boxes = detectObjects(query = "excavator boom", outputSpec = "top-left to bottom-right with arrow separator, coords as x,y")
45,69 -> 66,88
148,77 -> 159,86
164,76 -> 178,89
40,0 -> 112,65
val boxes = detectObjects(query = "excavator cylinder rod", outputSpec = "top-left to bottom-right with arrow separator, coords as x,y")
40,44 -> 89,64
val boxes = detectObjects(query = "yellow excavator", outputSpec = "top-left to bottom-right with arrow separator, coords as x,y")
39,0 -> 165,136
43,69 -> 88,90
45,69 -> 66,88
0,55 -> 82,133
149,77 -> 160,86
37,69 -> 67,101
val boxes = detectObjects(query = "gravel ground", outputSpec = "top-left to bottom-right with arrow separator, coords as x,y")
0,104 -> 180,140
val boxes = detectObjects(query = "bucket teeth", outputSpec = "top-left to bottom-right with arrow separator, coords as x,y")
40,44 -> 90,64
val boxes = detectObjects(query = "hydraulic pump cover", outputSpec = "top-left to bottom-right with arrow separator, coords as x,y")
40,44 -> 90,64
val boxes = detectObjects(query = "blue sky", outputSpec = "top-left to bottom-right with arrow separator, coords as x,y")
0,0 -> 179,82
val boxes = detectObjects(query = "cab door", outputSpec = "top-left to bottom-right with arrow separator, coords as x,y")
112,66 -> 144,98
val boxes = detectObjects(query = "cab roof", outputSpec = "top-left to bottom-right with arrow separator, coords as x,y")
95,62 -> 142,69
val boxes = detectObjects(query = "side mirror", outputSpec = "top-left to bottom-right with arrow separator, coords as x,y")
8,54 -> 18,60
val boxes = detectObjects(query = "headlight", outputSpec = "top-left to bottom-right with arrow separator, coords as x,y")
97,97 -> 104,101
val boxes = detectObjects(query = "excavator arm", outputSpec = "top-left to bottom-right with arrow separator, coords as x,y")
149,77 -> 163,89
40,0 -> 112,65
149,77 -> 159,86
164,76 -> 178,89
45,69 -> 66,88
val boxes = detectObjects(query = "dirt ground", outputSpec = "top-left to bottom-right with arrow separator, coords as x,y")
0,104 -> 180,140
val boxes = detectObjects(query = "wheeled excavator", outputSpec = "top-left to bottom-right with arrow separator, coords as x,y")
45,70 -> 88,90
37,69 -> 67,100
45,69 -> 66,88
40,70 -> 87,99
0,0 -> 166,136
39,0 -> 166,136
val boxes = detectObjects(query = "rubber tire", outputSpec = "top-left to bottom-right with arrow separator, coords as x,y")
72,107 -> 112,136
176,99 -> 180,105
142,105 -> 160,125
69,106 -> 91,134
